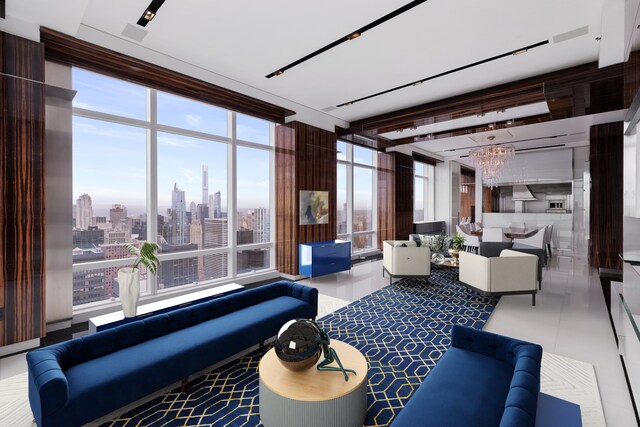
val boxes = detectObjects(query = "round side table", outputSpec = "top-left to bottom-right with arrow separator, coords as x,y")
259,340 -> 368,427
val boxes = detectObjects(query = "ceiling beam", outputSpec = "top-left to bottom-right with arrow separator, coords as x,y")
339,56 -> 629,150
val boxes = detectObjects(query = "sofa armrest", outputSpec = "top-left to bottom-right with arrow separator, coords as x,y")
450,325 -> 542,366
27,349 -> 69,420
459,251 -> 490,292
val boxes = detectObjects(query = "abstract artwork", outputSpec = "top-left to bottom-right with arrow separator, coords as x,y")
300,190 -> 329,225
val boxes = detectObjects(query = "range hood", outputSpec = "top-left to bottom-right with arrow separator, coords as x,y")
512,184 -> 537,201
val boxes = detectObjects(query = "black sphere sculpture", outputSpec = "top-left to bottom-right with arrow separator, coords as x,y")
275,319 -> 322,371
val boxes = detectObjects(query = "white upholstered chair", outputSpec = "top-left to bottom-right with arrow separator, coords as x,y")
482,227 -> 511,243
383,241 -> 431,284
459,249 -> 538,305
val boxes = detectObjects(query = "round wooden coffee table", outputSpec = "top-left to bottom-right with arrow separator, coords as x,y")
259,340 -> 368,427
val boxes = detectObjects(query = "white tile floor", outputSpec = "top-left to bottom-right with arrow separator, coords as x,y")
1,250 -> 636,426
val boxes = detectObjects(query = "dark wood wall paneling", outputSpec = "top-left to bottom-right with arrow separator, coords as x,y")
275,122 -> 337,276
377,152 -> 414,248
625,49 -> 640,109
589,122 -> 623,270
39,28 -> 294,124
0,32 -> 46,346
459,167 -> 476,221
377,153 -> 395,247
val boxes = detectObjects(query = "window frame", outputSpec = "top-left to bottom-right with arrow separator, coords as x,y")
336,141 -> 378,254
414,161 -> 436,222
71,69 -> 276,309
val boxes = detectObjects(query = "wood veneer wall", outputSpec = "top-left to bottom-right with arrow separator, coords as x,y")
589,122 -> 623,270
275,122 -> 337,276
0,32 -> 46,346
377,152 -> 414,247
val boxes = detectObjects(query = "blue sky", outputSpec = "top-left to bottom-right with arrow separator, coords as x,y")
72,68 -> 271,216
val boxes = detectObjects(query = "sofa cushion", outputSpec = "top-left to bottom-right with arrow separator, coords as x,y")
392,347 -> 514,427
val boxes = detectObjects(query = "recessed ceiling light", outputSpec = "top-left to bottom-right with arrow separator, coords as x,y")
274,70 -> 284,76
477,113 -> 485,118
506,119 -> 514,125
413,81 -> 424,87
488,123 -> 495,129
512,48 -> 528,55
144,10 -> 155,20
348,32 -> 361,40
496,109 -> 506,114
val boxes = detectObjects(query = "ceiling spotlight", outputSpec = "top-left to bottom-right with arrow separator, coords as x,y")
512,48 -> 528,55
348,32 -> 361,40
488,123 -> 495,129
274,70 -> 284,76
506,119 -> 514,125
137,0 -> 166,27
477,112 -> 485,118
410,126 -> 418,131
412,81 -> 424,87
426,134 -> 434,140
496,109 -> 506,114
345,102 -> 353,106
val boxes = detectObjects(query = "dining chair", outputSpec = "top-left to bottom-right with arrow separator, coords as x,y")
513,226 -> 547,266
544,224 -> 554,260
508,222 -> 526,232
456,225 -> 480,253
482,227 -> 511,242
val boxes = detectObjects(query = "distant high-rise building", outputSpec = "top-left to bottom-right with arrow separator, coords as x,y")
95,216 -> 107,224
237,229 -> 253,245
253,208 -> 270,243
203,218 -> 228,279
73,227 -> 104,249
171,183 -> 188,245
189,220 -> 204,281
158,243 -> 198,289
190,201 -> 197,219
109,204 -> 127,228
75,193 -> 93,230
213,191 -> 221,218
202,165 -> 209,205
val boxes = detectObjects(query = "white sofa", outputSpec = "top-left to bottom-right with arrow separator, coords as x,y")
383,241 -> 431,284
459,249 -> 538,305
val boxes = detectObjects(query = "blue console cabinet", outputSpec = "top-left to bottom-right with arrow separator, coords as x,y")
299,240 -> 351,278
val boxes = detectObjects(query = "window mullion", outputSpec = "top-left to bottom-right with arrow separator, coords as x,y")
148,88 -> 158,295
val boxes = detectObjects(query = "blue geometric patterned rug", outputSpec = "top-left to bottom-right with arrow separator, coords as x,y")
102,266 -> 496,427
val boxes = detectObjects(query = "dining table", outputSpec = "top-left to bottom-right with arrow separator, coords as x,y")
470,227 -> 540,239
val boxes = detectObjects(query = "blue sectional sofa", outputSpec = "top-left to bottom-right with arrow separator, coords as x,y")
27,281 -> 317,427
391,325 -> 543,427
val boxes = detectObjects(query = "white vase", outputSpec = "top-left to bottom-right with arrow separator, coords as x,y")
118,267 -> 140,318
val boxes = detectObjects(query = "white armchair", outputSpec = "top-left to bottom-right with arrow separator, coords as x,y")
459,249 -> 538,305
383,241 -> 431,284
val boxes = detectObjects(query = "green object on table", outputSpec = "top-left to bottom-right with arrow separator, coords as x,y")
315,323 -> 357,381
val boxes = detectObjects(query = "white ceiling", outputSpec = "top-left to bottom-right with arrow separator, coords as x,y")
1,0 -> 637,155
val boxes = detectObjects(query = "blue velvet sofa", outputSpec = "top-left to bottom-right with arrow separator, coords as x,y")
391,325 -> 543,427
27,281 -> 317,427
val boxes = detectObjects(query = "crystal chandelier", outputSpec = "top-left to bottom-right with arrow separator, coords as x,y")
468,145 -> 515,188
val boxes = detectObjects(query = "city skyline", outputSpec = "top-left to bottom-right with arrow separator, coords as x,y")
72,67 -> 271,216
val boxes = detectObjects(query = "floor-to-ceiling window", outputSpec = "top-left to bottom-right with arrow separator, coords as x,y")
336,141 -> 377,253
414,161 -> 435,222
71,68 -> 274,308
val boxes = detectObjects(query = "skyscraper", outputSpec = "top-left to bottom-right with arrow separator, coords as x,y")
171,183 -> 188,245
213,191 -> 221,218
75,193 -> 93,230
203,217 -> 228,279
253,208 -> 270,243
109,204 -> 127,228
189,220 -> 204,281
202,164 -> 208,205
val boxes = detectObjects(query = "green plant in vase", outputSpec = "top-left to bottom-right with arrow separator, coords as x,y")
118,242 -> 160,317
449,233 -> 465,265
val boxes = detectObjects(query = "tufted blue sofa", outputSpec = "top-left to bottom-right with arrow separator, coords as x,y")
27,281 -> 317,427
391,325 -> 543,427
